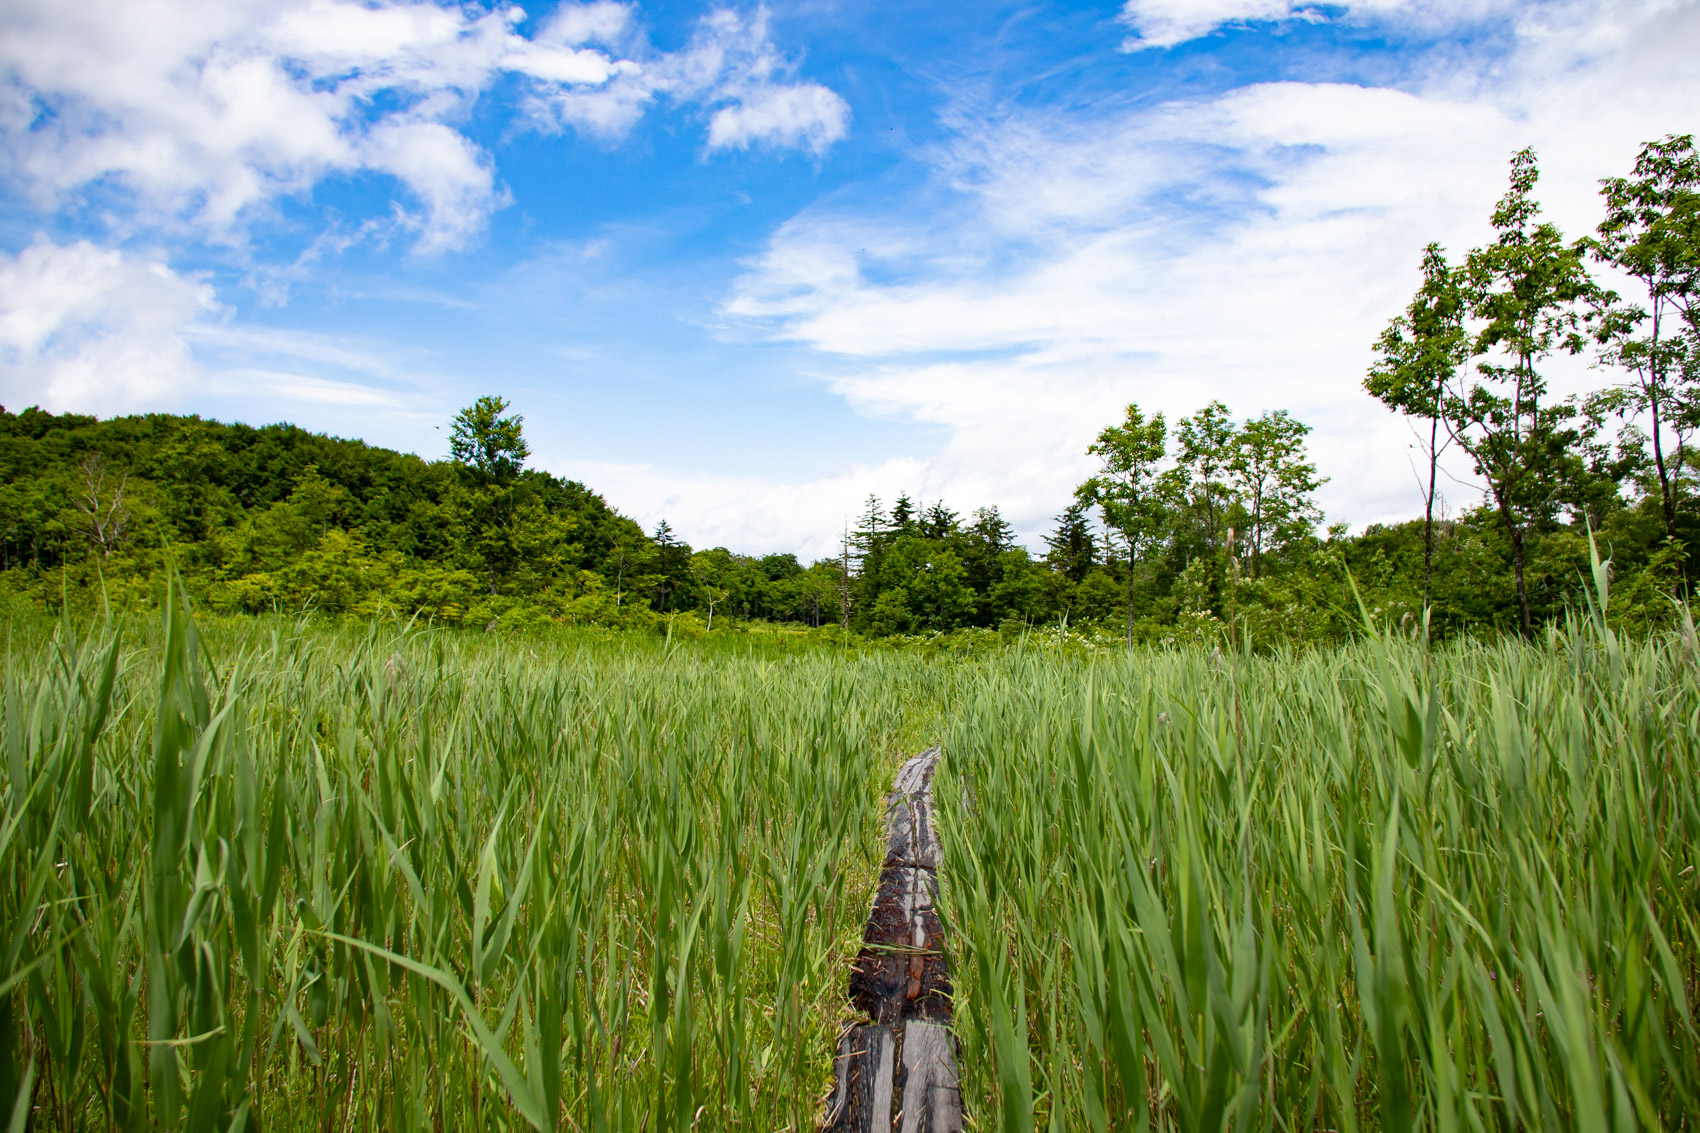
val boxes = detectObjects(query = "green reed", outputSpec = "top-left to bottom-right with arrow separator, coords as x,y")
938,593 -> 1700,1130
1,588 -> 943,1130
6,566 -> 1696,1131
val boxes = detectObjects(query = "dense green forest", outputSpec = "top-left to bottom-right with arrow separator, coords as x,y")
1,138 -> 1695,644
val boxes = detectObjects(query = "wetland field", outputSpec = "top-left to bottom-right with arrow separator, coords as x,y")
3,593 -> 1697,1130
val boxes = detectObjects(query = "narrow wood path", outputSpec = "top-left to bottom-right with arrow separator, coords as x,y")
822,747 -> 962,1133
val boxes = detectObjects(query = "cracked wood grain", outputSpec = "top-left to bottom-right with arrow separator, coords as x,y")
823,747 -> 962,1133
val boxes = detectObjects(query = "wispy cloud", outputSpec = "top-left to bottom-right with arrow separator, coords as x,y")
1115,0 -> 1512,50
522,7 -> 850,155
210,370 -> 409,408
721,0 -> 1700,550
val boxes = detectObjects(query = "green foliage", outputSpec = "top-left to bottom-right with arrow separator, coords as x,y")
1044,503 -> 1098,583
1368,241 -> 1470,603
1228,409 -> 1323,576
1078,403 -> 1169,644
1453,148 -> 1599,633
0,405 -> 652,627
1589,133 -> 1700,547
1363,142 -> 1700,641
938,613 -> 1700,1130
0,600 -> 940,1130
449,395 -> 531,483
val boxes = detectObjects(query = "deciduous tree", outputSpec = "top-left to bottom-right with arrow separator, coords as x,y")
1367,243 -> 1468,603
1230,409 -> 1323,577
450,395 -> 531,482
1077,402 -> 1169,646
1590,133 -> 1700,553
1175,401 -> 1236,552
1454,148 -> 1597,635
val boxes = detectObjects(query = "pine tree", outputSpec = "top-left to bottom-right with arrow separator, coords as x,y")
1044,504 -> 1097,582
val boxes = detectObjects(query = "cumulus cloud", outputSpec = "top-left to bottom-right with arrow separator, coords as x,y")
538,0 -> 636,47
0,240 -> 216,412
0,0 -> 850,253
361,120 -> 505,255
724,0 -> 1700,551
0,243 -> 449,431
708,84 -> 849,155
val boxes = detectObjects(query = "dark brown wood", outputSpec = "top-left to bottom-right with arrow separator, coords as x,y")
824,747 -> 962,1132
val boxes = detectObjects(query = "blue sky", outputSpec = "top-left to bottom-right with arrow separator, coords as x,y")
2,0 -> 1696,557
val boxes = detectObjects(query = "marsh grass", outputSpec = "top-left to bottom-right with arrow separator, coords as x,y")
1,589 -> 944,1130
938,588 -> 1700,1130
4,567 -> 1696,1130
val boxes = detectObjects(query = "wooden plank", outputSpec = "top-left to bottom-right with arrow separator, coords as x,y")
825,747 -> 962,1131
897,1022 -> 962,1133
823,1024 -> 895,1133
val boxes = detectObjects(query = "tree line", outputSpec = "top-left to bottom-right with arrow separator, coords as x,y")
0,136 -> 1693,643
1366,138 -> 1699,635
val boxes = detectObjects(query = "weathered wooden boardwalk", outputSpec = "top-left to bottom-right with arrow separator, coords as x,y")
822,747 -> 962,1133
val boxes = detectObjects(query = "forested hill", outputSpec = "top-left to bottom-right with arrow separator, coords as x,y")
0,397 -> 1685,644
0,404 -> 669,627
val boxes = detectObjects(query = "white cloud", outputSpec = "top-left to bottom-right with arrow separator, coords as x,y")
0,240 -> 216,412
1120,0 -> 1330,48
708,83 -> 849,155
722,0 -> 1700,552
0,0 -> 850,253
1116,0 -> 1501,49
361,120 -> 505,255
538,1 -> 635,47
185,322 -> 455,445
213,370 -> 407,408
523,6 -> 852,155
559,454 -> 931,562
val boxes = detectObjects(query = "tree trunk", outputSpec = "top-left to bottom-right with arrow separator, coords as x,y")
1650,381 -> 1676,546
1423,408 -> 1439,607
1485,477 -> 1533,637
1125,540 -> 1135,648
1511,531 -> 1531,636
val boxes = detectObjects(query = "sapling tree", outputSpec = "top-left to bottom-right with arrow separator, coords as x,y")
1454,148 -> 1597,635
1174,400 -> 1236,551
1367,243 -> 1468,604
1077,402 -> 1169,646
1589,133 -> 1700,553
1229,409 -> 1323,577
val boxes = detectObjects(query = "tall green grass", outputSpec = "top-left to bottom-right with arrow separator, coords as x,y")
6,575 -> 1697,1130
1,589 -> 943,1130
939,596 -> 1700,1129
